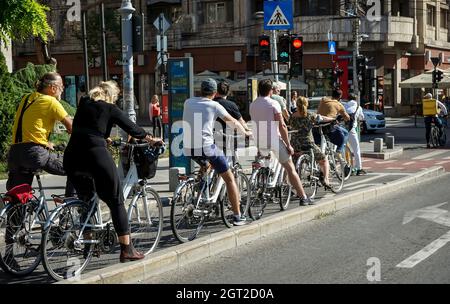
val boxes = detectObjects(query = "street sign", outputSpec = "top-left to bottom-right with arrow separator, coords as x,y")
264,0 -> 293,30
328,41 -> 336,55
153,14 -> 171,34
431,57 -> 441,67
279,63 -> 289,74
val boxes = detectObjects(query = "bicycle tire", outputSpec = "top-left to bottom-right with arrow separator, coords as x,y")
170,179 -> 205,243
441,131 -> 447,146
328,153 -> 345,193
220,171 -> 251,228
278,169 -> 292,211
0,200 -> 45,276
249,168 -> 268,220
431,126 -> 440,148
128,186 -> 163,255
41,200 -> 94,281
296,154 -> 318,199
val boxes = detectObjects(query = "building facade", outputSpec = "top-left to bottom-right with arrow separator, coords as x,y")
12,0 -> 450,119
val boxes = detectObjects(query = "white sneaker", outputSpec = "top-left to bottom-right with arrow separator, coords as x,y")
233,215 -> 248,226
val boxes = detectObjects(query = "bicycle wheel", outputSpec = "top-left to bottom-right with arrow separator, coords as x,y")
0,199 -> 45,276
328,153 -> 345,193
431,127 -> 439,148
296,154 -> 318,199
277,169 -> 292,211
220,171 -> 251,228
41,200 -> 94,281
248,169 -> 268,220
344,145 -> 353,181
128,186 -> 163,255
170,179 -> 205,243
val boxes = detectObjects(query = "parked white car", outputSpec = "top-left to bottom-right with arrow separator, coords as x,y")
306,97 -> 386,133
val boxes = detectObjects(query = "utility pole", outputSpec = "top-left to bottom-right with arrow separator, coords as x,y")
158,13 -> 167,95
352,0 -> 360,105
100,2 -> 108,81
118,0 -> 136,122
81,10 -> 90,92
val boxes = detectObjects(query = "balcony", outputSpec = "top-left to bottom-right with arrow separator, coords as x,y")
292,15 -> 414,45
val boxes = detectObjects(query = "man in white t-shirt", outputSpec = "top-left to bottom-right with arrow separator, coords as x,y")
183,78 -> 252,226
344,94 -> 366,176
249,79 -> 312,206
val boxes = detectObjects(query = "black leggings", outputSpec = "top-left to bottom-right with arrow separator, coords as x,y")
64,147 -> 129,236
152,116 -> 162,137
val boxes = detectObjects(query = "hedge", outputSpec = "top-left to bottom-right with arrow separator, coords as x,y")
0,55 -> 75,161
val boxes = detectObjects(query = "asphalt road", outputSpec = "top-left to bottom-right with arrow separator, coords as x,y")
140,173 -> 450,284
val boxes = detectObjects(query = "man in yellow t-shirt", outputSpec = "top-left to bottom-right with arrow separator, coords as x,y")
6,72 -> 73,192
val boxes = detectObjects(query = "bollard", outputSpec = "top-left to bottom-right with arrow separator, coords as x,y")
384,132 -> 392,142
169,167 -> 186,192
374,138 -> 383,153
386,136 -> 395,149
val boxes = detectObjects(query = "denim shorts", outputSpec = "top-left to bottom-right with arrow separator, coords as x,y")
188,145 -> 229,174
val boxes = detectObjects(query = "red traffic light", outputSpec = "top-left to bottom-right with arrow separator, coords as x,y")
259,39 -> 270,47
292,38 -> 302,49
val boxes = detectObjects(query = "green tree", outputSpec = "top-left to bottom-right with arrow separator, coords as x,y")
0,0 -> 53,45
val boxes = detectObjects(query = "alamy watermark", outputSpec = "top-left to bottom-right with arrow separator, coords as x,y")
366,0 -> 382,22
366,257 -> 381,282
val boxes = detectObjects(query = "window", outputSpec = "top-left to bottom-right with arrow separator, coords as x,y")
295,0 -> 340,16
204,1 -> 233,24
441,9 -> 448,29
427,5 -> 436,27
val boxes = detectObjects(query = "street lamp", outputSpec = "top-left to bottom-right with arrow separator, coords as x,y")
118,0 -> 136,122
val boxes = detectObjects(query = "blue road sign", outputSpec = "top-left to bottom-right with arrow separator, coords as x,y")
328,41 -> 336,55
264,0 -> 293,30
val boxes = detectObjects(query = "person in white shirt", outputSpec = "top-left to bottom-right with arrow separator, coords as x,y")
250,79 -> 312,206
344,94 -> 366,176
183,78 -> 252,226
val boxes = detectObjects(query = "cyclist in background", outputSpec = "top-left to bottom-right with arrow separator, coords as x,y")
289,96 -> 334,188
423,93 -> 447,148
250,79 -> 312,206
63,80 -> 163,263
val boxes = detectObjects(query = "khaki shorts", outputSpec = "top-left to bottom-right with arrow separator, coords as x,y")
259,138 -> 292,164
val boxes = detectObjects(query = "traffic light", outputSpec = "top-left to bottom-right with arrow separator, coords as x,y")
436,70 -> 444,82
278,34 -> 290,63
132,14 -> 144,52
432,70 -> 437,86
258,35 -> 271,63
290,35 -> 303,77
356,55 -> 368,77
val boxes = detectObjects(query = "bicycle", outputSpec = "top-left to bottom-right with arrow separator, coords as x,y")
0,170 -> 56,276
248,150 -> 292,221
430,117 -> 442,148
170,145 -> 250,243
344,143 -> 354,180
40,140 -> 164,281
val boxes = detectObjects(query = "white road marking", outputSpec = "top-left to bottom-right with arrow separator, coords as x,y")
396,230 -> 450,268
397,202 -> 450,269
375,160 -> 397,164
444,156 -> 450,160
435,161 -> 450,165
403,162 -> 416,166
412,150 -> 448,160
385,167 -> 406,170
345,174 -> 387,187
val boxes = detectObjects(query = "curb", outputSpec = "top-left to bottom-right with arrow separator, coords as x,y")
362,147 -> 404,160
57,166 -> 445,284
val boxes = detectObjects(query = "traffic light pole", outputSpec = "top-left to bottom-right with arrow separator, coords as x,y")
271,30 -> 279,82
352,17 -> 360,105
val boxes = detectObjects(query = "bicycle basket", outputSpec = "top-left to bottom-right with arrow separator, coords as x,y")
133,144 -> 163,179
3,184 -> 33,204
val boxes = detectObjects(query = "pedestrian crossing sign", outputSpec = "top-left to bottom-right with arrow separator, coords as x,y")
264,0 -> 293,30
328,41 -> 336,55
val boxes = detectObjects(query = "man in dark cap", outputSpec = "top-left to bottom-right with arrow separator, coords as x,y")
183,78 -> 252,226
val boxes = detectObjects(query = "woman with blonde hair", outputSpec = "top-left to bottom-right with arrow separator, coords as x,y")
63,80 -> 163,263
289,96 -> 334,188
